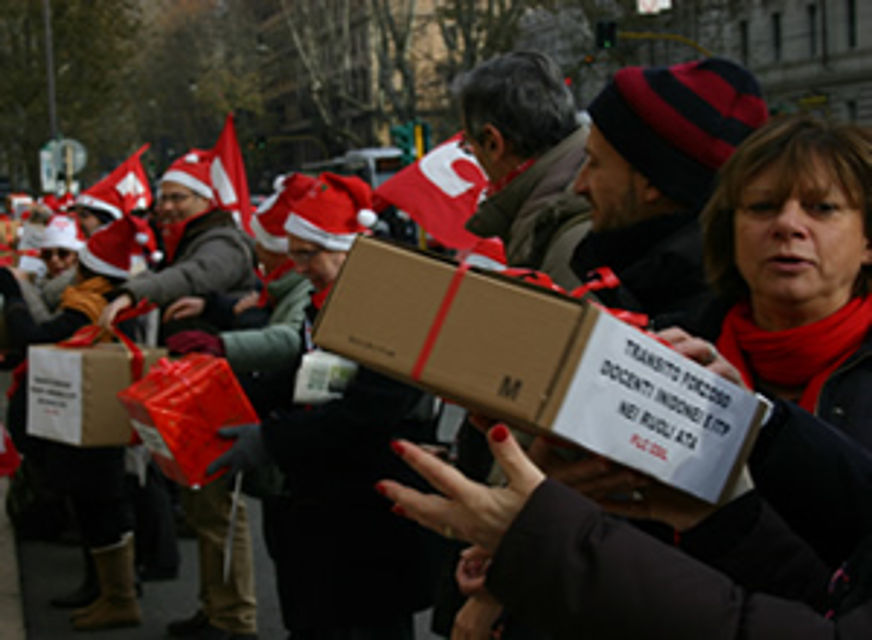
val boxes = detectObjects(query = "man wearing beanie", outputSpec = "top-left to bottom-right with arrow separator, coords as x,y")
571,57 -> 768,329
100,150 -> 260,640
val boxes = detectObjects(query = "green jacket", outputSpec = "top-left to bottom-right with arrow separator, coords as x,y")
465,125 -> 591,289
220,270 -> 312,373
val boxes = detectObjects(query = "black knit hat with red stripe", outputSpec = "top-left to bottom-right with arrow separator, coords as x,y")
587,57 -> 768,210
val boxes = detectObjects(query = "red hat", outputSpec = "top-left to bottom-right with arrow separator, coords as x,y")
159,150 -> 214,200
75,144 -> 152,219
283,173 -> 376,251
251,173 -> 317,253
79,216 -> 159,279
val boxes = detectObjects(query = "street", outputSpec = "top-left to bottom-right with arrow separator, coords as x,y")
16,496 -> 438,639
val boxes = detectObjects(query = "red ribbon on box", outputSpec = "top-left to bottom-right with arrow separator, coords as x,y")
57,300 -> 157,444
117,353 -> 259,488
409,263 -> 649,382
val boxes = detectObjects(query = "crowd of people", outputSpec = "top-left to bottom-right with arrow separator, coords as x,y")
1,48 -> 871,640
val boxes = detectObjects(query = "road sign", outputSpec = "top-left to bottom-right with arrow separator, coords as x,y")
39,148 -> 57,193
43,138 -> 87,174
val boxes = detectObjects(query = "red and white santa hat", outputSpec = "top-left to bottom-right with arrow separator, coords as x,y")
75,144 -> 152,219
40,215 -> 85,252
79,216 -> 159,279
283,172 -> 376,251
251,173 -> 317,253
159,150 -> 214,200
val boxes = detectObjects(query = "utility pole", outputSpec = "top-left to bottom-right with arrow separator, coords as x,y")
42,0 -> 59,140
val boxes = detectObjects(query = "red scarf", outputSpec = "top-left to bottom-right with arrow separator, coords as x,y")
717,295 -> 872,412
160,209 -> 212,263
256,258 -> 298,308
485,157 -> 537,197
310,282 -> 333,310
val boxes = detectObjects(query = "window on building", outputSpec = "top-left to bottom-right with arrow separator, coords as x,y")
847,100 -> 858,122
847,0 -> 857,48
807,4 -> 818,57
772,12 -> 782,61
739,20 -> 749,65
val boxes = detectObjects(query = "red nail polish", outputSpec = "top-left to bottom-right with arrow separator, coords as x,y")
391,503 -> 406,517
374,482 -> 388,496
490,424 -> 509,443
390,440 -> 405,456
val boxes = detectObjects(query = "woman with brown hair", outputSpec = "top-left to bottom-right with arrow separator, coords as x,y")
701,115 -> 871,430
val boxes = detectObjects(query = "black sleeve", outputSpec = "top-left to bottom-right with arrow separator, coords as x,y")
680,491 -> 831,611
486,479 -> 869,640
4,289 -> 91,349
260,366 -> 422,467
0,268 -> 20,298
750,399 -> 872,569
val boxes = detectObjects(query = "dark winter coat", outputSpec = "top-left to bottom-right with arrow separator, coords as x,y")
570,211 -> 714,330
259,315 -> 441,631
486,477 -> 872,640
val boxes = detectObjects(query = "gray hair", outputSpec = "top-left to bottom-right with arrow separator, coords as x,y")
453,51 -> 578,158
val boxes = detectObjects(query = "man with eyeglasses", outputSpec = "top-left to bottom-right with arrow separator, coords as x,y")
100,150 -> 260,640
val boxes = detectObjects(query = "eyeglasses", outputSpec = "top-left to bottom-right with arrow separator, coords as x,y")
289,248 -> 324,265
40,248 -> 74,261
157,192 -> 195,205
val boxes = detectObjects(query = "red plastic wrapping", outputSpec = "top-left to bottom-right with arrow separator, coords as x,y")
0,424 -> 21,477
118,354 -> 258,488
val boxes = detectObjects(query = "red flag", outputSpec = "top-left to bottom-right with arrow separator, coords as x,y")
211,113 -> 253,235
76,144 -> 152,218
374,133 -> 488,250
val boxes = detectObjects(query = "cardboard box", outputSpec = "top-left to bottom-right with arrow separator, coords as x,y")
27,342 -> 167,447
117,354 -> 258,488
313,237 -> 769,503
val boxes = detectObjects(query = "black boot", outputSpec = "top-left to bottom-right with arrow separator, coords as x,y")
50,545 -> 98,608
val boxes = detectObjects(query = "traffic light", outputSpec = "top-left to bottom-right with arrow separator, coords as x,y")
391,121 -> 431,165
391,123 -> 416,165
596,21 -> 618,49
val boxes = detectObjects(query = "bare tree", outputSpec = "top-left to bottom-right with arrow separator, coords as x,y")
278,0 -> 373,151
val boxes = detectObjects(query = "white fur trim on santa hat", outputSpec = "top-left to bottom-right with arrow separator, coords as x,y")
284,213 -> 358,251
78,245 -> 130,279
250,215 -> 289,254
75,193 -> 123,220
159,170 -> 213,199
41,219 -> 84,252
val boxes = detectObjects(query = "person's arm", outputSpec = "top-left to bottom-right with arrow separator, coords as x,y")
487,479 -> 864,640
122,235 -> 253,307
2,268 -> 90,346
261,367 -> 423,466
679,491 -> 831,610
220,278 -> 311,372
750,400 -> 872,569
379,427 -> 872,640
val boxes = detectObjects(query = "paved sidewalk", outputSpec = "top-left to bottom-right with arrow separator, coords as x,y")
0,476 -> 26,640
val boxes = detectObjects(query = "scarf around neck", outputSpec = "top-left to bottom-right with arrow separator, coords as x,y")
716,295 -> 872,412
60,276 -> 114,324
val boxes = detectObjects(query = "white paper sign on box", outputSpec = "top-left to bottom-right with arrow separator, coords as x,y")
27,348 -> 84,445
551,312 -> 764,504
